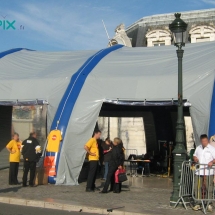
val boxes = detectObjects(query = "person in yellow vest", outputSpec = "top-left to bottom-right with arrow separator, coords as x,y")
84,130 -> 101,192
6,133 -> 22,185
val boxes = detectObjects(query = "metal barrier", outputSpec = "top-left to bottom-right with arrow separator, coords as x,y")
192,163 -> 215,214
124,149 -> 138,175
124,149 -> 138,160
175,161 -> 215,214
174,161 -> 194,209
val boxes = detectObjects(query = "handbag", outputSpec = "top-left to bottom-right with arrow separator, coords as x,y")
118,169 -> 127,183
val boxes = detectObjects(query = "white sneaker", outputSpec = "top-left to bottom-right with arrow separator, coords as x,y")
192,204 -> 201,211
207,205 -> 213,212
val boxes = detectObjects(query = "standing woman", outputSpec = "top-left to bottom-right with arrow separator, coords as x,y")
6,133 -> 22,185
101,138 -> 112,181
116,140 -> 125,193
100,137 -> 124,194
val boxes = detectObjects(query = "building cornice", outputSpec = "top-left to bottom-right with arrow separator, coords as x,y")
126,8 -> 215,31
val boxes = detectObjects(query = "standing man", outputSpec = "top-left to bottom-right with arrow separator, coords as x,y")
84,130 -> 101,192
192,134 -> 215,212
6,133 -> 22,185
22,132 -> 41,187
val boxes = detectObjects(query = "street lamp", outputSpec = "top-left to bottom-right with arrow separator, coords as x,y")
169,13 -> 188,206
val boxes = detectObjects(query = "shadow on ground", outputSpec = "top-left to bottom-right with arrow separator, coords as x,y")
0,186 -> 22,193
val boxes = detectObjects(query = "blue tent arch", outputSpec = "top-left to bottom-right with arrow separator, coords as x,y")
47,44 -> 123,183
0,48 -> 33,59
209,82 -> 215,138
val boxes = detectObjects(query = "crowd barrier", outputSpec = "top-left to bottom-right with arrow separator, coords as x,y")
192,163 -> 215,214
174,161 -> 193,209
174,161 -> 215,214
124,149 -> 138,160
124,149 -> 138,175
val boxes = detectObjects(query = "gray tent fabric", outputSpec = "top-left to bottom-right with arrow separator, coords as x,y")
56,42 -> 215,185
0,42 -> 215,185
0,50 -> 97,129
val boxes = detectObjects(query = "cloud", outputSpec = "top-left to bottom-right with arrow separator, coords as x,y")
77,4 -> 113,12
201,0 -> 215,5
4,2 -> 131,50
9,3 -> 99,49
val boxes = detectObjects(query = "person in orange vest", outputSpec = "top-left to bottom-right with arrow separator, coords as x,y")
84,130 -> 101,192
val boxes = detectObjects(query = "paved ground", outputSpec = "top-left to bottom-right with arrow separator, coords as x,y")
0,169 -> 210,215
0,203 -> 94,215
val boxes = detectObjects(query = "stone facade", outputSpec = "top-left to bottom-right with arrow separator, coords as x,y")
145,29 -> 171,47
12,105 -> 47,144
98,117 -> 146,155
98,116 -> 194,155
108,23 -> 132,47
126,8 -> 215,47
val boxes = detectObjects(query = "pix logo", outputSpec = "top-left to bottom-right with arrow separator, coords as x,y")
0,20 -> 16,30
0,15 -> 16,30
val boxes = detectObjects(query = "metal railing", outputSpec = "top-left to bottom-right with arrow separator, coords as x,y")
124,149 -> 138,176
124,149 -> 137,160
175,161 -> 215,214
192,163 -> 215,214
174,161 -> 194,209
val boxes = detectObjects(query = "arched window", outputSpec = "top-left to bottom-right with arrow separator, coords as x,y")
189,26 -> 215,43
146,29 -> 171,47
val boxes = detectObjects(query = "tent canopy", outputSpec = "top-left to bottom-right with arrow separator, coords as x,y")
0,41 -> 215,185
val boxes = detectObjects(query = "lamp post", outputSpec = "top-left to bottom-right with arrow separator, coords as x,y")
169,13 -> 188,206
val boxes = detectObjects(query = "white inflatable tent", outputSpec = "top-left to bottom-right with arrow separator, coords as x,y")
0,42 -> 215,185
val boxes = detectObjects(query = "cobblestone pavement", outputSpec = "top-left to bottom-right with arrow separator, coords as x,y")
0,169 -> 209,215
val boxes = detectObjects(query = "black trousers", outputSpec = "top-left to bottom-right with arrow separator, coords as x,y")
98,160 -> 104,178
9,162 -> 19,185
86,161 -> 98,190
102,165 -> 118,192
22,161 -> 36,186
114,183 -> 122,193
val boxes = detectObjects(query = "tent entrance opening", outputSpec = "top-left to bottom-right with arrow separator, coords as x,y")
97,102 -> 194,176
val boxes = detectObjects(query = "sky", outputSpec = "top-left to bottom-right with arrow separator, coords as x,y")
0,0 -> 215,52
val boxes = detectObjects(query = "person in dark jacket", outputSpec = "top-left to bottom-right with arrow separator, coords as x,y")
101,138 -> 112,180
100,137 -> 124,194
97,138 -> 104,178
21,132 -> 41,187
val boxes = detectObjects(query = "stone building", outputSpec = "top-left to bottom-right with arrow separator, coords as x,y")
126,8 -> 215,47
98,9 -> 215,155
